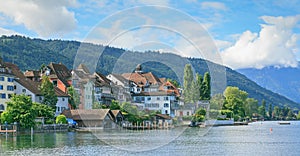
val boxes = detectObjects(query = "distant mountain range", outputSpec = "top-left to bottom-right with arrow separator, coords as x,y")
239,65 -> 300,104
0,35 -> 299,109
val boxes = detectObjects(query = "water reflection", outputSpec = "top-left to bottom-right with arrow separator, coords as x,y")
1,121 -> 300,155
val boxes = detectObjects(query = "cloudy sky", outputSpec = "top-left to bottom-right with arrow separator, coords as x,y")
0,0 -> 299,69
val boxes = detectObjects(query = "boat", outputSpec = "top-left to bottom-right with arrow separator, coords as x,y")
278,121 -> 291,125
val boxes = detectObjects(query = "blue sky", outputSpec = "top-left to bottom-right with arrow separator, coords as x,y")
0,0 -> 299,69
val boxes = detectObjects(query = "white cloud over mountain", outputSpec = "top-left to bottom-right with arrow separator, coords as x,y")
0,0 -> 77,37
221,15 -> 300,69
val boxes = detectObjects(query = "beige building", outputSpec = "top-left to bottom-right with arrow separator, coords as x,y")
0,58 -> 15,113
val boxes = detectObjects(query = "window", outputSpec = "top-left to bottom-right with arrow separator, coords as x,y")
164,97 -> 169,101
0,85 -> 3,90
57,106 -> 60,112
7,77 -> 14,82
0,104 -> 4,110
147,97 -> 151,101
164,103 -> 169,108
8,94 -> 12,99
7,86 -> 14,91
187,112 -> 190,116
0,77 -> 4,81
62,98 -> 65,101
1,93 -> 6,99
53,80 -> 57,86
22,89 -> 26,93
157,97 -> 160,100
137,88 -> 140,92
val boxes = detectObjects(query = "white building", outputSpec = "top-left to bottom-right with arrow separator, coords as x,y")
0,58 -> 15,113
132,92 -> 177,116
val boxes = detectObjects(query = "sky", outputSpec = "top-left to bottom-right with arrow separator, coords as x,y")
0,0 -> 299,70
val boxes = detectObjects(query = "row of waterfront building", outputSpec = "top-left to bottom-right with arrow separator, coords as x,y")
0,57 -> 208,119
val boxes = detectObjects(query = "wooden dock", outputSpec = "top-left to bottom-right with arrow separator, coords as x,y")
0,129 -> 16,133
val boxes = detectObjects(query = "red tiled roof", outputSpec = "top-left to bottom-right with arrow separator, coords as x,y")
159,81 -> 180,97
122,72 -> 162,87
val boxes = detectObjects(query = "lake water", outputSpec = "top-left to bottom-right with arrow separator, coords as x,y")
1,121 -> 300,156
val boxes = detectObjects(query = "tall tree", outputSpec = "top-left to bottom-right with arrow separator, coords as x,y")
273,106 -> 280,120
196,73 -> 203,100
40,75 -> 58,110
183,64 -> 194,103
191,79 -> 200,103
258,100 -> 266,118
223,86 -> 248,120
245,98 -> 258,117
67,86 -> 80,109
201,72 -> 211,100
268,103 -> 273,119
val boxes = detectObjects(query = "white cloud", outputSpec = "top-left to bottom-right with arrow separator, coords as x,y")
0,27 -> 19,36
221,15 -> 300,69
200,2 -> 227,11
0,0 -> 77,37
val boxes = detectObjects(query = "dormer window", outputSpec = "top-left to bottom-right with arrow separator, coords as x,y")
0,68 -> 5,73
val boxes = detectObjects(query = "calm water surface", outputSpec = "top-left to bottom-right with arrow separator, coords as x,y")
1,121 -> 300,156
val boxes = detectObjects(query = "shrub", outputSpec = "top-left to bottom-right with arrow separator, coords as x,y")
56,115 -> 67,124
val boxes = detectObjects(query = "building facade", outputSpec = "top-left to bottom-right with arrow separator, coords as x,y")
0,58 -> 15,113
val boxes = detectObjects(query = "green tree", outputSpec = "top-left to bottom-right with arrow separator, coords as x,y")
193,108 -> 206,122
183,64 -> 194,103
287,109 -> 295,120
32,102 -> 54,119
268,103 -> 273,119
40,75 -> 58,110
258,100 -> 266,118
245,98 -> 258,117
110,100 -> 121,110
56,114 -> 67,124
273,106 -> 280,120
201,72 -> 211,100
167,78 -> 180,88
191,79 -> 200,103
67,86 -> 80,109
1,94 -> 36,128
223,86 -> 248,120
210,94 -> 224,110
196,73 -> 203,100
297,111 -> 300,120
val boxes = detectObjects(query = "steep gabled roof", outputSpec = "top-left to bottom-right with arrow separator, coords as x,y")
77,64 -> 90,74
62,109 -> 112,120
47,62 -> 71,87
122,71 -> 162,87
94,72 -> 111,86
109,74 -> 129,85
24,70 -> 40,77
111,110 -> 124,119
54,86 -> 69,97
5,62 -> 42,95
159,81 -> 180,97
